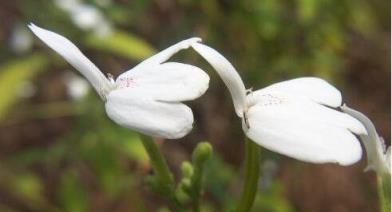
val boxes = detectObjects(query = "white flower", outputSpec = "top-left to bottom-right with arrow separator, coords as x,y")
29,24 -> 209,139
341,105 -> 391,175
191,43 -> 367,165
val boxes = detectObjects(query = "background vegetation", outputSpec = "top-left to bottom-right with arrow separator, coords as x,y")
0,0 -> 390,211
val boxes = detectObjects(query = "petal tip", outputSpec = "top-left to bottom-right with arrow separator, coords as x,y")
338,142 -> 363,166
189,37 -> 202,43
27,23 -> 40,32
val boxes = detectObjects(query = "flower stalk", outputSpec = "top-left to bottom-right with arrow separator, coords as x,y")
139,134 -> 184,211
377,174 -> 391,212
189,142 -> 212,212
235,138 -> 260,212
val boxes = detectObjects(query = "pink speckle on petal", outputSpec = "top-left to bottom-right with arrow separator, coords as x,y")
259,94 -> 284,106
118,76 -> 136,88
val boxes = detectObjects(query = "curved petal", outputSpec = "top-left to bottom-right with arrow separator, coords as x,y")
116,62 -> 209,102
243,91 -> 363,165
135,37 -> 202,68
341,105 -> 390,174
259,77 -> 342,107
191,43 -> 247,117
105,89 -> 194,139
28,24 -> 112,99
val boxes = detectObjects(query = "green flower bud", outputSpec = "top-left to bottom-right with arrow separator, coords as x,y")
181,161 -> 194,178
192,142 -> 213,165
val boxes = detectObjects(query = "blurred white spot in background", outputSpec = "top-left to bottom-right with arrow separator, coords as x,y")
63,72 -> 90,100
9,24 -> 33,54
55,0 -> 112,37
15,81 -> 37,99
55,0 -> 80,10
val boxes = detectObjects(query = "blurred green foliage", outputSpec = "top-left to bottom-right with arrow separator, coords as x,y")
85,31 -> 156,60
0,0 -> 389,211
0,54 -> 48,120
59,170 -> 88,212
253,180 -> 294,212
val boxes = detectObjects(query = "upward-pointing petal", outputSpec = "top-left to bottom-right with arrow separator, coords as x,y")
28,23 -> 112,99
135,37 -> 202,67
191,43 -> 247,117
259,77 -> 342,107
116,62 -> 209,102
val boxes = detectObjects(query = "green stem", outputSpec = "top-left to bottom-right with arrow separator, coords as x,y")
189,142 -> 212,212
235,138 -> 260,212
377,174 -> 391,212
139,134 -> 184,211
190,162 -> 203,212
139,134 -> 173,186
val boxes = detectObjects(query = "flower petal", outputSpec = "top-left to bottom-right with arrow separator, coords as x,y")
105,89 -> 194,139
116,62 -> 209,101
259,77 -> 342,107
191,43 -> 247,117
247,90 -> 366,134
341,105 -> 390,174
136,37 -> 202,67
28,23 -> 112,99
244,91 -> 363,165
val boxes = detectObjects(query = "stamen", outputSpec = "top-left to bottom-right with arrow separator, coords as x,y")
107,73 -> 115,83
